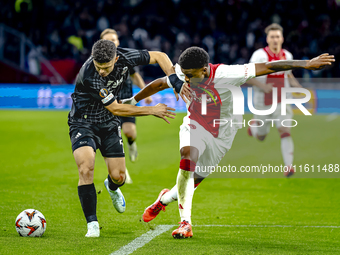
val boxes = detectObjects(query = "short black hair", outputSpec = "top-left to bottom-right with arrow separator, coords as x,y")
92,39 -> 116,63
178,46 -> 209,69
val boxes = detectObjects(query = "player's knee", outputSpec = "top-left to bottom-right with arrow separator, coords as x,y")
180,146 -> 199,163
124,130 -> 136,140
123,125 -> 136,140
77,161 -> 94,176
109,169 -> 125,184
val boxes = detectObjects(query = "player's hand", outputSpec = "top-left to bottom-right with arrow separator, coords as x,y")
262,83 -> 273,93
144,96 -> 153,104
306,53 -> 335,70
173,83 -> 192,103
152,103 -> 176,124
180,82 -> 192,102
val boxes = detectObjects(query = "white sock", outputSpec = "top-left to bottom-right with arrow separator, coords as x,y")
250,123 -> 258,138
177,169 -> 194,224
160,184 -> 178,205
281,135 -> 294,167
161,182 -> 201,206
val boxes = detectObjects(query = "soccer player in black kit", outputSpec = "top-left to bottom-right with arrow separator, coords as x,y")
68,39 -> 182,237
100,28 -> 153,184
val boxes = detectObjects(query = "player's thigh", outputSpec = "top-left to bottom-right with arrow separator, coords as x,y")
104,157 -> 126,182
69,124 -> 97,172
179,119 -> 206,161
73,145 -> 96,173
252,114 -> 271,136
195,129 -> 238,178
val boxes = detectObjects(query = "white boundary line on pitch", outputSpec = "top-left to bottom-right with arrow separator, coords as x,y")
194,225 -> 340,228
110,224 -> 340,255
110,225 -> 173,255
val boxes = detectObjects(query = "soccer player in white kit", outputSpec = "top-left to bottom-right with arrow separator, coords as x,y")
124,47 -> 334,238
247,23 -> 303,177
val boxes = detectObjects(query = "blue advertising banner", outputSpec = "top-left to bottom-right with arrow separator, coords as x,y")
0,84 -> 339,114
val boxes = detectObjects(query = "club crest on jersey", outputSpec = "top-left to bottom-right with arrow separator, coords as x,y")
99,88 -> 108,98
192,88 -> 221,105
121,66 -> 128,75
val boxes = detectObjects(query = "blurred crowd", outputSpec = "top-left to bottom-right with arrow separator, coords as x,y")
2,0 -> 340,79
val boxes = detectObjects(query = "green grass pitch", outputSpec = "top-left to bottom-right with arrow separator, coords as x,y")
0,110 -> 339,254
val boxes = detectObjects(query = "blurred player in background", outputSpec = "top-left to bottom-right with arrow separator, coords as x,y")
100,29 -> 153,183
68,39 -> 182,238
126,47 -> 335,238
247,23 -> 303,177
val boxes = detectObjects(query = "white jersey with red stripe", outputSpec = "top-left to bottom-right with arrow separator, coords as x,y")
175,62 -> 256,139
249,46 -> 293,108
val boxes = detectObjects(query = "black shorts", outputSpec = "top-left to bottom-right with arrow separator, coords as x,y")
69,121 -> 124,158
119,116 -> 136,125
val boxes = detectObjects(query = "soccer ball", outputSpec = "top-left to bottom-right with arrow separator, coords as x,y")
15,209 -> 46,237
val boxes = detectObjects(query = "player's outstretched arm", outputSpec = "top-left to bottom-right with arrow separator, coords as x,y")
122,76 -> 191,106
130,72 -> 152,104
133,77 -> 169,102
105,100 -> 176,124
255,53 -> 335,77
148,52 -> 188,96
149,51 -> 174,76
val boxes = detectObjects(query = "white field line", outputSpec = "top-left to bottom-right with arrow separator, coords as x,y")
110,225 -> 173,255
110,224 -> 340,255
194,225 -> 340,228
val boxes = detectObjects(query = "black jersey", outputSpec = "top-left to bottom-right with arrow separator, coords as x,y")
118,67 -> 136,101
68,48 -> 150,124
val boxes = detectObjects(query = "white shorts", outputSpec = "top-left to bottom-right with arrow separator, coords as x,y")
252,103 -> 293,136
179,116 -> 238,178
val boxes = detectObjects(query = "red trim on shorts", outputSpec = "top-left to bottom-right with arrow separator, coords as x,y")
280,132 -> 291,139
180,159 -> 196,172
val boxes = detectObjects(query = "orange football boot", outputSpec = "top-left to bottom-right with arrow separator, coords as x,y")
172,220 -> 193,239
142,189 -> 169,222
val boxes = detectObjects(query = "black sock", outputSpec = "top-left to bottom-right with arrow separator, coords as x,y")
78,183 -> 98,223
127,137 -> 135,145
107,174 -> 125,191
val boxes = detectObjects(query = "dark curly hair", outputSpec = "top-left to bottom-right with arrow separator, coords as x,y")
178,46 -> 209,69
92,39 -> 117,63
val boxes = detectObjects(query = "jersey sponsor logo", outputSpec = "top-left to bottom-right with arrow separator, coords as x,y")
107,77 -> 124,88
102,93 -> 114,104
99,88 -> 109,98
121,66 -> 128,75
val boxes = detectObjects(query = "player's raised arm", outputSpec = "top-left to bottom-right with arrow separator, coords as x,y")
255,53 -> 335,77
148,51 -> 174,76
105,99 -> 176,124
148,52 -> 188,97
